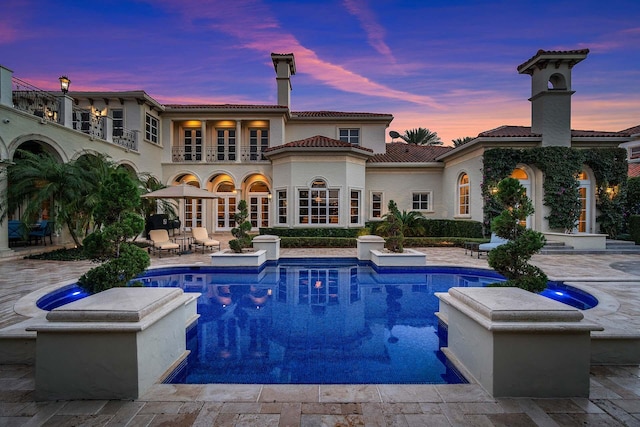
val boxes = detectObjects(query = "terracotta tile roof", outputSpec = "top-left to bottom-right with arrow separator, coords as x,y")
368,142 -> 452,163
630,163 -> 640,178
621,125 -> 640,135
517,49 -> 590,74
291,111 -> 393,119
478,125 -> 627,138
265,135 -> 374,153
478,126 -> 539,138
164,104 -> 288,110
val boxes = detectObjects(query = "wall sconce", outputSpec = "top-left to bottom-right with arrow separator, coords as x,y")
59,76 -> 70,94
605,185 -> 619,199
267,193 -> 272,199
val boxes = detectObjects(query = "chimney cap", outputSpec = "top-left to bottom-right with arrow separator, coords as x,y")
271,53 -> 296,75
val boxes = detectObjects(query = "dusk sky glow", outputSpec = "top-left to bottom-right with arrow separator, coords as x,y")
1,0 -> 639,145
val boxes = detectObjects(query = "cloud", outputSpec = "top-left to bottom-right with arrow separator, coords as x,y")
148,0 -> 441,108
342,0 -> 395,63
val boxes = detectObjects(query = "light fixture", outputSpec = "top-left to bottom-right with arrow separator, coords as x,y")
59,76 -> 70,94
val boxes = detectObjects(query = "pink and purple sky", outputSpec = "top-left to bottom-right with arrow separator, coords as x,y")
1,0 -> 639,145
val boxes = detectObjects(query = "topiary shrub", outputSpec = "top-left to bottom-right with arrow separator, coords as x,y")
229,200 -> 253,253
487,178 -> 548,293
378,200 -> 404,252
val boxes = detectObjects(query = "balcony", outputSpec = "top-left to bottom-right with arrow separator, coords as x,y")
11,77 -> 138,152
171,146 -> 268,163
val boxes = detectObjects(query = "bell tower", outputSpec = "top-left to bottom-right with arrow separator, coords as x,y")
517,49 -> 589,147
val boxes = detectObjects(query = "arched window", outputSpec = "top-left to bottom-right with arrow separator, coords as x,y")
248,181 -> 270,228
510,167 -> 532,228
299,179 -> 339,224
577,171 -> 591,233
214,180 -> 236,230
457,173 -> 470,216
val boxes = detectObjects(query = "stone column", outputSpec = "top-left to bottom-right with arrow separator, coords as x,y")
0,161 -> 14,256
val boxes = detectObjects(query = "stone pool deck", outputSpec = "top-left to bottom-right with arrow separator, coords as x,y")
1,236 -> 639,426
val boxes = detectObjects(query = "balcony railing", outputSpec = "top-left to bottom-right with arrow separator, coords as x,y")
172,146 -> 268,163
11,78 -> 61,123
11,76 -> 138,152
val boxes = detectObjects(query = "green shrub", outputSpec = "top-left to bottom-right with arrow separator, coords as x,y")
260,227 -> 362,238
630,215 -> 640,245
230,200 -> 252,253
280,237 -> 357,248
78,243 -> 150,294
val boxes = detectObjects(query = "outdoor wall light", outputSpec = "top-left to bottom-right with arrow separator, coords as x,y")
59,76 -> 70,94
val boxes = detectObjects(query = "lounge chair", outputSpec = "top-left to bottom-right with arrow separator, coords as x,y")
191,227 -> 221,253
28,220 -> 53,246
477,233 -> 509,258
148,229 -> 180,257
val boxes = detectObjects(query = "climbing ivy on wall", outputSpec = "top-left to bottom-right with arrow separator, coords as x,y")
482,147 -> 628,237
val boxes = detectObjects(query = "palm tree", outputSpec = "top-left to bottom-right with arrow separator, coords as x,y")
3,150 -> 92,246
452,136 -> 474,147
400,128 -> 442,145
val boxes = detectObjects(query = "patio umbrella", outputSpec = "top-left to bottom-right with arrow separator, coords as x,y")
141,184 -> 219,233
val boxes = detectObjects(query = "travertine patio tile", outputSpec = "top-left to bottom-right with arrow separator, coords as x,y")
220,402 -> 262,414
138,401 -> 184,414
191,402 -> 223,427
380,402 -> 422,413
57,399 -> 108,415
378,384 -> 441,403
533,398 -> 586,413
259,384 -> 318,402
139,383 -> 204,401
276,402 -> 301,427
435,384 -> 493,403
549,412 -> 625,426
300,402 -> 342,414
455,401 -> 505,414
127,413 -> 156,427
485,412 -> 539,426
404,413 -> 452,426
608,398 -> 640,413
319,385 -> 380,402
145,411 -> 199,426
103,401 -> 145,426
569,397 -> 606,413
360,403 -> 385,426
235,413 -> 279,426
300,414 -> 364,426
197,384 -> 261,402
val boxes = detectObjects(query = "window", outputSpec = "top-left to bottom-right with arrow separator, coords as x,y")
631,146 -> 640,160
412,192 -> 431,211
217,129 -> 236,161
458,173 -> 470,216
145,113 -> 158,143
277,190 -> 287,224
298,179 -> 339,224
249,129 -> 269,161
184,129 -> 202,161
112,109 -> 123,137
350,190 -> 360,224
339,128 -> 359,145
371,192 -> 382,219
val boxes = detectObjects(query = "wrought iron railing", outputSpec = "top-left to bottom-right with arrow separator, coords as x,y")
171,145 -> 268,163
11,77 -> 60,123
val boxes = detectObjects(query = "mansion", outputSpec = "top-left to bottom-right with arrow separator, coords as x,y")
0,50 -> 638,253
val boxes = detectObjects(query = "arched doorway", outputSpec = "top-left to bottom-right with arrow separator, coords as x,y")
211,178 -> 236,231
174,174 -> 203,230
248,181 -> 270,229
510,167 -> 533,229
577,170 -> 592,233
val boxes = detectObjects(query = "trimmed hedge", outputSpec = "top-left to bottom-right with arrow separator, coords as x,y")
260,227 -> 363,238
280,237 -> 357,248
367,219 -> 483,238
630,215 -> 640,245
278,236 -> 488,248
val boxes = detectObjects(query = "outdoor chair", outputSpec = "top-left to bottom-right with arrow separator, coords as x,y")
28,220 -> 53,246
8,220 -> 28,246
191,227 -> 221,253
148,229 -> 180,258
477,233 -> 509,258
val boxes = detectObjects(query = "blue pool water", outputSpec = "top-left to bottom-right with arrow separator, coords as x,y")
37,258 -> 598,385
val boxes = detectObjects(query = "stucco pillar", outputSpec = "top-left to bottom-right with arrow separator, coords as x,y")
57,94 -> 73,128
0,65 -> 13,107
0,161 -> 14,256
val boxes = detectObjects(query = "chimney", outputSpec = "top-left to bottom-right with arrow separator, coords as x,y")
271,53 -> 296,108
517,49 -> 589,147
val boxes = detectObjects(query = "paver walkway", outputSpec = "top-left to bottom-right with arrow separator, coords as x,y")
1,236 -> 639,426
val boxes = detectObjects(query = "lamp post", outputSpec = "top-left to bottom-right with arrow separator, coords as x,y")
59,76 -> 70,94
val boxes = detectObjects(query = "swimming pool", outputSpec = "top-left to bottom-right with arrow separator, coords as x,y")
37,258 -> 597,385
